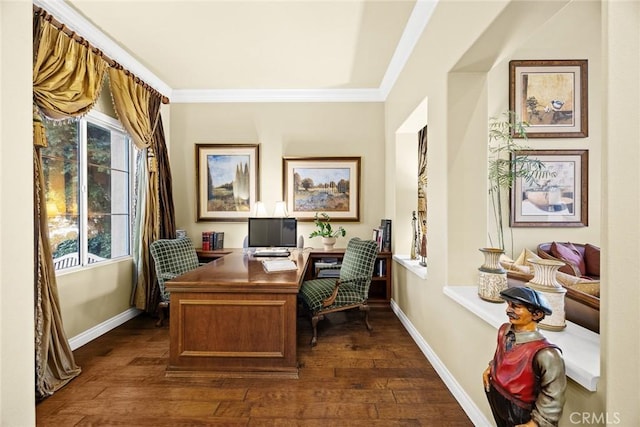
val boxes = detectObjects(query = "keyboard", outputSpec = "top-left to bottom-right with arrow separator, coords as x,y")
262,260 -> 298,273
253,249 -> 291,257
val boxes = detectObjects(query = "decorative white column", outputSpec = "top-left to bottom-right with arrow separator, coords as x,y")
478,248 -> 508,302
526,259 -> 567,331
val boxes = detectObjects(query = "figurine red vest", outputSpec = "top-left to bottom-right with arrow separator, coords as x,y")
490,323 -> 559,408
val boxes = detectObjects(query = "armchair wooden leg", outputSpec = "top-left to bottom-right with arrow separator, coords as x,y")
310,313 -> 324,346
156,301 -> 169,327
360,304 -> 372,332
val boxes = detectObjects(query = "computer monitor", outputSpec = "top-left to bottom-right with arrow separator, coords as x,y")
247,217 -> 297,248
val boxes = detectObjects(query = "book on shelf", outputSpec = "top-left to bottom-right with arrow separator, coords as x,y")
201,231 -> 225,251
315,258 -> 341,275
376,259 -> 386,277
374,226 -> 384,251
380,219 -> 392,252
317,268 -> 341,278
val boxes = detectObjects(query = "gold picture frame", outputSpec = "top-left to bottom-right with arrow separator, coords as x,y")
510,149 -> 588,227
196,143 -> 260,222
509,59 -> 588,138
282,157 -> 360,221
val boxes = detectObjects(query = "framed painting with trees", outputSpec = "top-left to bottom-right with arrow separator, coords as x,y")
196,143 -> 260,221
282,157 -> 360,221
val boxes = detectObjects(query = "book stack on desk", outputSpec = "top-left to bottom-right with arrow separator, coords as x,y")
202,231 -> 224,251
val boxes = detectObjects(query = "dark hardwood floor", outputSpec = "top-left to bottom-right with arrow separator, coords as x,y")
36,307 -> 472,426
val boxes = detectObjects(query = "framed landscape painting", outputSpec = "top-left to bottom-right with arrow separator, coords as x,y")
510,149 -> 588,227
196,144 -> 260,222
283,157 -> 360,221
509,59 -> 588,138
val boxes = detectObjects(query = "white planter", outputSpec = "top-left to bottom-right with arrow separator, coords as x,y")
322,237 -> 337,251
526,258 -> 567,331
478,248 -> 507,302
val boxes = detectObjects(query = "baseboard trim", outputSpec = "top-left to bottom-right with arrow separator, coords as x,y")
389,299 -> 490,426
68,308 -> 142,351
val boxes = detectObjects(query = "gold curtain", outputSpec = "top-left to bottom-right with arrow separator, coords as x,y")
108,67 -> 159,149
417,125 -> 428,255
110,69 -> 174,313
33,10 -> 107,399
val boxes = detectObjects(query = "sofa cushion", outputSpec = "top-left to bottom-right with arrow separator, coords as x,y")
584,243 -> 601,277
556,271 -> 600,297
551,241 -> 586,276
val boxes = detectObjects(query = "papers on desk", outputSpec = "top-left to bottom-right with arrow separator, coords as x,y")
262,259 -> 298,273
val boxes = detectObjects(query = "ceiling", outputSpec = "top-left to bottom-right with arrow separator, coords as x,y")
39,0 -> 437,102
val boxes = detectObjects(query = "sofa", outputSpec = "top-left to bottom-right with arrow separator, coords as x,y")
502,242 -> 601,333
537,242 -> 600,280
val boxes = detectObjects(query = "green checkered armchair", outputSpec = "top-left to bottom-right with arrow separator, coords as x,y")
149,237 -> 201,326
300,237 -> 379,346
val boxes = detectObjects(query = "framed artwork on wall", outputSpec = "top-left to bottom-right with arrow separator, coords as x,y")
509,59 -> 588,138
282,157 -> 360,221
196,143 -> 260,222
510,149 -> 588,227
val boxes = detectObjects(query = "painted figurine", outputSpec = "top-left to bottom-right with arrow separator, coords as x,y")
483,287 -> 567,427
410,211 -> 418,259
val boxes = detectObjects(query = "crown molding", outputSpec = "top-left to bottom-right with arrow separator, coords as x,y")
171,88 -> 384,103
33,0 -> 173,99
33,0 -> 437,104
379,0 -> 438,99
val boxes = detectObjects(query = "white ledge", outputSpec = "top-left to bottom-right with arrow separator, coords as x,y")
393,254 -> 428,279
444,286 -> 600,392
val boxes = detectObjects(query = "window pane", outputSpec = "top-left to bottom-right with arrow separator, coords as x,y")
88,164 -> 111,214
110,170 -> 130,214
110,130 -> 129,171
88,214 -> 129,260
88,214 -> 110,260
50,215 -> 80,270
42,120 -> 81,270
87,122 -> 111,167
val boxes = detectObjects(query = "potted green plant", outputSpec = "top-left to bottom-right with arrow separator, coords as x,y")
309,212 -> 346,250
487,111 -> 553,255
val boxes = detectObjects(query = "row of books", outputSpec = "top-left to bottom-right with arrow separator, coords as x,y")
201,231 -> 224,251
372,219 -> 392,252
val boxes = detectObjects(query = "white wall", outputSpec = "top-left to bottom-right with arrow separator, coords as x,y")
169,103 -> 387,248
1,1 -> 36,424
601,0 -> 640,422
387,0 -> 639,425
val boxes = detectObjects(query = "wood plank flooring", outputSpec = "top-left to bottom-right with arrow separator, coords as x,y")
36,307 -> 472,426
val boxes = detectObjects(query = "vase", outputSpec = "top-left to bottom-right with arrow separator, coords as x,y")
526,258 -> 567,331
478,248 -> 508,302
322,237 -> 337,251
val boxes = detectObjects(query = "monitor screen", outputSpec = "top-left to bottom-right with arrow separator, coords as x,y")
247,217 -> 297,248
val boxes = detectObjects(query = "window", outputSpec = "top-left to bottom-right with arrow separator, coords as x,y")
42,110 -> 133,271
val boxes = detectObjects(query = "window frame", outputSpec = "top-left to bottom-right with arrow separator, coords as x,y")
44,109 -> 135,273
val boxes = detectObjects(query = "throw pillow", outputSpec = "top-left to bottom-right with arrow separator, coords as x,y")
584,243 -> 601,277
570,281 -> 601,298
550,241 -> 586,276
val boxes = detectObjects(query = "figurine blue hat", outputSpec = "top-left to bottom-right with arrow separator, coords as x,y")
500,286 -> 553,315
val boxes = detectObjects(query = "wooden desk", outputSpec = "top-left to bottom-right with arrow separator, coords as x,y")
165,249 -> 309,379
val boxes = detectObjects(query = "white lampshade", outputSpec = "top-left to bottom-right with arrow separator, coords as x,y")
253,201 -> 267,217
273,201 -> 288,217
